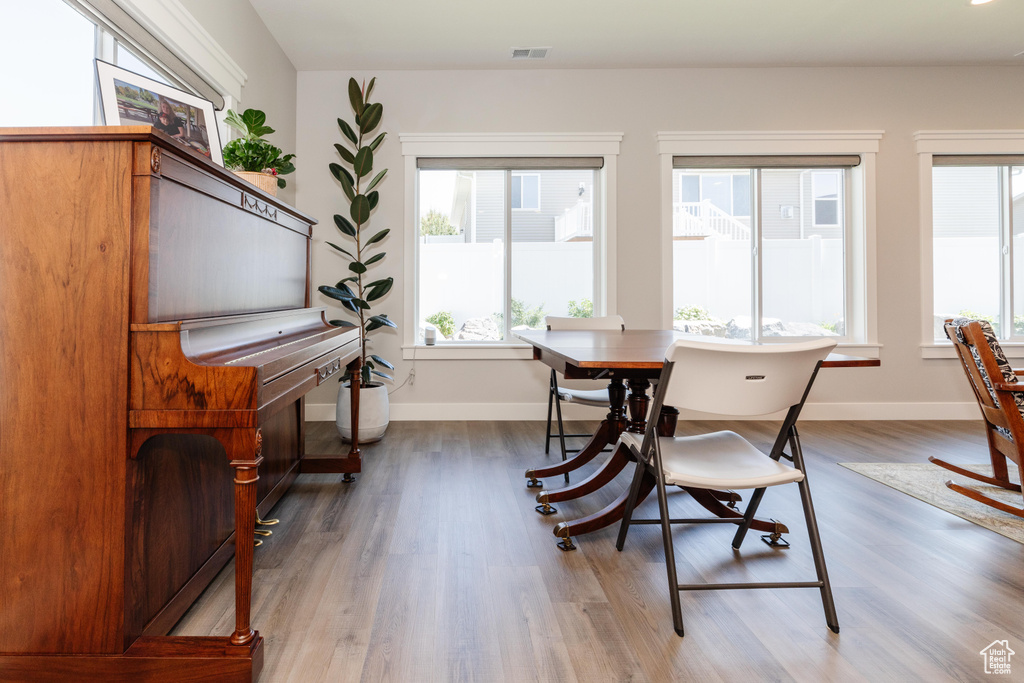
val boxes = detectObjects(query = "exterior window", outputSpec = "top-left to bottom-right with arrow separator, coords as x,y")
812,171 -> 842,227
931,164 -> 1024,340
672,165 -> 850,340
417,166 -> 600,343
512,173 -> 540,210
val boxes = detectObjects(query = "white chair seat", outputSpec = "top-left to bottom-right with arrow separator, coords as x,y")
556,387 -> 608,407
619,430 -> 804,489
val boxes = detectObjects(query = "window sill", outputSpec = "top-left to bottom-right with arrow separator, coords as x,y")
923,342 -> 1024,360
402,344 -> 534,360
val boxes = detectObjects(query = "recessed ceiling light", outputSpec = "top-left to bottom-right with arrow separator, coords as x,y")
971,0 -> 995,5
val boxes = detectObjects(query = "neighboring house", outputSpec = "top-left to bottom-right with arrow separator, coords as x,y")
457,170 -> 596,243
933,166 -> 1024,238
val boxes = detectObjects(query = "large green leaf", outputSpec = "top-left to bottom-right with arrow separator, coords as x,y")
367,191 -> 379,210
333,214 -> 356,236
367,228 -> 390,245
338,172 -> 356,202
360,363 -> 372,385
328,319 -> 358,328
349,261 -> 367,274
366,277 -> 393,301
359,103 -> 382,134
369,353 -> 394,370
326,241 -> 354,258
366,169 -> 387,191
353,147 -> 373,178
333,280 -> 355,296
337,118 -> 358,145
370,369 -> 394,381
365,277 -> 392,288
350,194 -> 371,224
329,162 -> 350,185
348,78 -> 364,116
317,285 -> 354,301
241,108 -> 267,131
365,77 -> 376,101
369,314 -> 397,329
368,132 -> 386,152
364,252 -> 385,266
352,298 -> 370,309
334,143 -> 355,165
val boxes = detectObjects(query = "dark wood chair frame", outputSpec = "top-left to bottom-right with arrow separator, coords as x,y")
615,358 -> 839,637
933,320 -> 1024,517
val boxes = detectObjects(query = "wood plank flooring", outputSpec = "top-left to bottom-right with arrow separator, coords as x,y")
172,420 -> 1024,682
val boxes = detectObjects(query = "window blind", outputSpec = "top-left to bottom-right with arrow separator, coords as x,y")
65,0 -> 225,110
932,155 -> 1024,167
417,157 -> 604,170
672,155 -> 860,169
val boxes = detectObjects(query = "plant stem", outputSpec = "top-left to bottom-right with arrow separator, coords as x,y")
355,95 -> 366,370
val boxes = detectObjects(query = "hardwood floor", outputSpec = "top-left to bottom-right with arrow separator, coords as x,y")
172,420 -> 1024,682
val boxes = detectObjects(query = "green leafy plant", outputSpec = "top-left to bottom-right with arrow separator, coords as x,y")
674,305 -> 714,321
317,78 -> 395,386
494,299 -> 547,329
222,108 -> 296,188
420,209 -> 459,236
425,311 -> 455,339
567,298 -> 593,318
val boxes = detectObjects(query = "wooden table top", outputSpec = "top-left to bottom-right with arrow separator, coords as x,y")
514,329 -> 880,373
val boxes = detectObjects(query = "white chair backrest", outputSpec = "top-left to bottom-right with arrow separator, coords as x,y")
545,315 -> 625,331
660,338 -> 837,417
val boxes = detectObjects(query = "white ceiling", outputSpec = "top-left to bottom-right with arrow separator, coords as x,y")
248,0 -> 1024,71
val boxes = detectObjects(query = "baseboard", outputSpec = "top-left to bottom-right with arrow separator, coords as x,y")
305,401 -> 980,422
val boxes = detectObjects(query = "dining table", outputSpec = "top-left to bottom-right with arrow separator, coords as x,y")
514,329 -> 880,551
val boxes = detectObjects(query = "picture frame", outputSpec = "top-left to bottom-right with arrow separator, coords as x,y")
95,59 -> 223,165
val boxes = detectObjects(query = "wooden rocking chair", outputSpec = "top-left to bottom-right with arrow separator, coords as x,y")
934,318 -> 1024,517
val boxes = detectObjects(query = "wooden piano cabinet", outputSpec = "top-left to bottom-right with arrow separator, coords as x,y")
0,127 -> 359,682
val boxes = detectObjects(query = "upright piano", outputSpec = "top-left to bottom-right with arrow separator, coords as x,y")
0,127 -> 362,681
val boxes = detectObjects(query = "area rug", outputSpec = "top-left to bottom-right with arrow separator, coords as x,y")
839,463 -> 1024,544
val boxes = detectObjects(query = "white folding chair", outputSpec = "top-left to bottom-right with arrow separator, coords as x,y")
543,315 -> 625,482
615,337 -> 839,637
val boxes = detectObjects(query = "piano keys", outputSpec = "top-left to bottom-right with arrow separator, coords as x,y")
0,127 -> 360,681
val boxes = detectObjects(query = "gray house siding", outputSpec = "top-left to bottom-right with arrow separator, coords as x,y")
472,170 -> 596,243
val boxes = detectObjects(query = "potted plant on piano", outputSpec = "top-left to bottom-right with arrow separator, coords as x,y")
222,108 -> 295,197
318,77 -> 394,443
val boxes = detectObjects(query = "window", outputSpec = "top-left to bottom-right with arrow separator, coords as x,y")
512,173 -> 540,210
916,131 -> 1024,356
930,160 -> 1024,340
400,133 -> 622,358
658,132 -> 881,351
812,170 -> 842,227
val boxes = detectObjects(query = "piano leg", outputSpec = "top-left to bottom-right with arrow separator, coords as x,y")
344,357 -> 361,483
228,428 -> 263,647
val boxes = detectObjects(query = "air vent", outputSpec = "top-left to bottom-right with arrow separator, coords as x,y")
510,47 -> 551,60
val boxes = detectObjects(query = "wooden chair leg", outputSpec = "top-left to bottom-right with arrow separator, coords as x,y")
929,456 -> 1022,492
945,480 -> 1024,518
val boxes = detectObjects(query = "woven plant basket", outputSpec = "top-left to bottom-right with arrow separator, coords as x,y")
233,170 -> 278,197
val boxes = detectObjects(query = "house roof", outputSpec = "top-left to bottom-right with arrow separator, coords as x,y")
249,0 -> 1024,71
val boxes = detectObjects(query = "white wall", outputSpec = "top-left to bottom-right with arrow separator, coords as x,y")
296,66 -> 1024,420
178,0 -> 298,204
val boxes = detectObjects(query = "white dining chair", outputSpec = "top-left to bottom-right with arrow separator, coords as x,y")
543,315 -> 625,481
615,337 -> 839,637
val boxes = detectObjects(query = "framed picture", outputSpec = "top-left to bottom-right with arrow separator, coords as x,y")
95,60 -> 223,165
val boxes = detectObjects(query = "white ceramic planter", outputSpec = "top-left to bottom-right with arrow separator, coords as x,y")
336,381 -> 389,443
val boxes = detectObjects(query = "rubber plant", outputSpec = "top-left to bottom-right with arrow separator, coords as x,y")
317,77 -> 395,386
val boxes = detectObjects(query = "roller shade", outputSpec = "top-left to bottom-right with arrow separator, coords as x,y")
673,155 -> 860,169
933,155 -> 1024,166
417,157 -> 604,170
66,0 -> 225,110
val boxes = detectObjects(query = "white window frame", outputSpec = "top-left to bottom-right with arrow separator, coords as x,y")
812,170 -> 842,228
916,130 -> 1024,358
400,132 -> 622,360
511,172 -> 541,211
657,131 -> 883,357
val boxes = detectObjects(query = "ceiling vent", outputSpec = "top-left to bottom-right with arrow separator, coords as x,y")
511,47 -> 550,60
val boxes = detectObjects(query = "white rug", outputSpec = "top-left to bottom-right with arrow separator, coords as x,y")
839,463 -> 1024,544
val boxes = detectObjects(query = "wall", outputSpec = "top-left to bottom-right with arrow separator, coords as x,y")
178,0 -> 297,204
296,66 -> 1024,420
